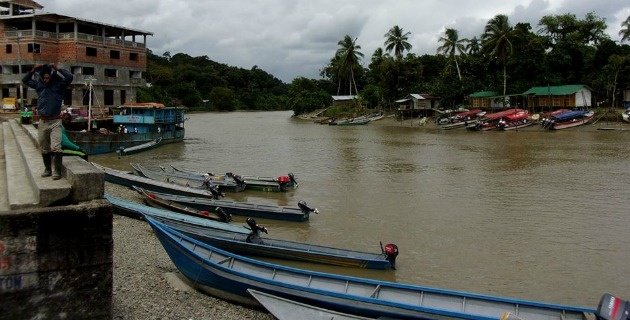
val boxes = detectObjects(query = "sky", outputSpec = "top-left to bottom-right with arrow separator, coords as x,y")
39,0 -> 630,83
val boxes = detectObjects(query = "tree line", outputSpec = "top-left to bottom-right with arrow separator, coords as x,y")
138,12 -> 630,116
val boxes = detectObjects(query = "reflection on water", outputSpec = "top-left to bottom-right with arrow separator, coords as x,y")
93,111 -> 630,307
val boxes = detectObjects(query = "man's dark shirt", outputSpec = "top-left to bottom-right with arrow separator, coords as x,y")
22,68 -> 74,117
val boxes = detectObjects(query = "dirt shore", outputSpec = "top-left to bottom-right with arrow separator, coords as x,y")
107,183 -> 273,320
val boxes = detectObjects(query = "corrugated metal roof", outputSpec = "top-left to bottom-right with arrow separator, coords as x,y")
522,85 -> 588,96
469,91 -> 498,98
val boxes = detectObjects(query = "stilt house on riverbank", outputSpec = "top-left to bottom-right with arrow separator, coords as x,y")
0,0 -> 152,111
522,85 -> 592,111
396,93 -> 440,117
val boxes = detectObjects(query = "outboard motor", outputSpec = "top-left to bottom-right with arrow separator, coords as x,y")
597,293 -> 630,320
214,207 -> 232,222
226,172 -> 245,186
288,172 -> 298,187
208,184 -> 224,199
297,200 -> 319,214
382,243 -> 399,270
245,218 -> 268,244
277,175 -> 291,191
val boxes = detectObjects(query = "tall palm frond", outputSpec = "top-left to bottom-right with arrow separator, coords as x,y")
384,25 -> 412,60
437,28 -> 466,80
481,14 -> 515,96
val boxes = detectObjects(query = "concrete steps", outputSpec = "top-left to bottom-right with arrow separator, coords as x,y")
0,119 -> 104,210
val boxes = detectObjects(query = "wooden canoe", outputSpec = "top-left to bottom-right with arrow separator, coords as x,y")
133,186 -> 231,222
169,164 -> 299,192
137,189 -> 317,222
247,289 -> 373,320
92,162 -> 217,199
131,163 -> 246,192
148,219 -> 596,320
104,193 -> 248,235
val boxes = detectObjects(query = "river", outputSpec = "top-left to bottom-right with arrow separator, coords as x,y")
94,110 -> 630,308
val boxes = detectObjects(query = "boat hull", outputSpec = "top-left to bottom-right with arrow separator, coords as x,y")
548,112 -> 594,130
149,220 -> 595,320
142,189 -> 310,222
66,130 -> 184,155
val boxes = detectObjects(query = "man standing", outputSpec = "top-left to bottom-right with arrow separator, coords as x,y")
22,64 -> 74,180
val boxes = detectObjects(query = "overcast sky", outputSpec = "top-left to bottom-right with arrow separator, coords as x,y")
40,0 -> 629,83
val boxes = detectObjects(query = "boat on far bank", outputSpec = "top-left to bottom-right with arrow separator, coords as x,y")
496,110 -> 535,131
622,109 -> 630,123
66,103 -> 185,155
439,109 -> 485,130
542,109 -> 595,130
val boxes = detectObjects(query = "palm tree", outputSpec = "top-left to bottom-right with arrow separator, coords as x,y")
465,36 -> 481,55
437,28 -> 466,80
481,14 -> 515,96
620,15 -> 630,42
335,35 -> 364,95
384,25 -> 412,60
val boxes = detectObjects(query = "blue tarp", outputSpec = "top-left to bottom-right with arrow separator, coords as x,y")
552,110 -> 586,122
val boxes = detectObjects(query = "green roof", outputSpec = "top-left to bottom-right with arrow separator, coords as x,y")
468,91 -> 498,98
522,85 -> 588,96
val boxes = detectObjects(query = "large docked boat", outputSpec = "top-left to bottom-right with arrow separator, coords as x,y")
65,103 -> 185,155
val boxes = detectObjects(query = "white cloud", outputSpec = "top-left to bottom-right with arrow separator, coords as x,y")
40,0 -> 629,82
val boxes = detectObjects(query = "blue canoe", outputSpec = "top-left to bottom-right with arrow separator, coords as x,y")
138,188 -> 316,222
131,163 -> 246,192
147,219 -> 596,320
106,194 -> 392,269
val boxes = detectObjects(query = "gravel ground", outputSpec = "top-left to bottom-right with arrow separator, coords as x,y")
107,183 -> 274,320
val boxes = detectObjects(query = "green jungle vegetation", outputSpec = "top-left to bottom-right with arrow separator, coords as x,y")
137,12 -> 630,117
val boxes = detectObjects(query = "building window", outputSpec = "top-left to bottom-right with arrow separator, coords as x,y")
86,47 -> 97,57
129,70 -> 142,79
129,52 -> 139,61
110,50 -> 120,59
71,66 -> 82,74
83,67 -> 95,76
104,69 -> 117,78
11,65 -> 19,74
27,43 -> 41,53
121,90 -> 126,105
6,44 -> 12,54
104,89 -> 114,106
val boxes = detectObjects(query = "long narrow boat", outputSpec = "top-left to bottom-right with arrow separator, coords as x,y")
134,188 -> 317,222
104,193 -> 249,234
106,194 -> 394,269
132,163 -> 246,192
496,110 -> 534,131
468,109 -> 522,131
146,216 -> 396,270
148,219 -> 596,320
134,186 -> 231,222
247,289 -> 373,320
117,137 -> 162,156
439,109 -> 484,130
92,163 -> 217,199
170,165 -> 299,191
543,110 -> 595,130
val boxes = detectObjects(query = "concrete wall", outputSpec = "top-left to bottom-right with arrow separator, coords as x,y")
0,200 -> 113,319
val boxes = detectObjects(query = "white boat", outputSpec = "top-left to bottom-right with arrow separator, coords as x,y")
622,109 -> 630,123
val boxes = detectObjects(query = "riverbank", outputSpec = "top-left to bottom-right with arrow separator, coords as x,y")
107,183 -> 273,320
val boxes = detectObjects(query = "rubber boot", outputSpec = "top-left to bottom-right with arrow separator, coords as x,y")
41,153 -> 52,177
52,153 -> 63,180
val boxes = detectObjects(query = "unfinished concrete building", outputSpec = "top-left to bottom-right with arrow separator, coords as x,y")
0,0 -> 152,112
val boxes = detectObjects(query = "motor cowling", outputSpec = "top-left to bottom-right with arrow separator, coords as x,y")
208,185 -> 224,199
597,293 -> 630,320
384,243 -> 399,270
214,207 -> 232,222
297,200 -> 318,214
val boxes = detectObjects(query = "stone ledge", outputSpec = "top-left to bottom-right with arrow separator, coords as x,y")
8,120 -> 70,207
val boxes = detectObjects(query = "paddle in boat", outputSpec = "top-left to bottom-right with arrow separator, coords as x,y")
133,187 -> 317,222
147,218 -> 600,320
